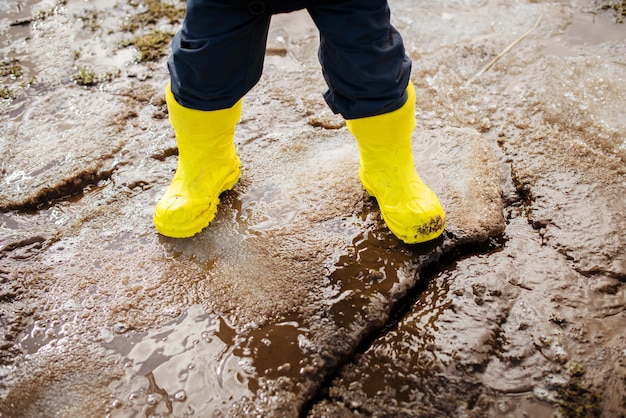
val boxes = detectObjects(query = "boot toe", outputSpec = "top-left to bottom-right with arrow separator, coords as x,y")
376,183 -> 446,244
154,194 -> 218,238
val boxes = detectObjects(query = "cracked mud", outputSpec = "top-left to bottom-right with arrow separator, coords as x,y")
1,0 -> 625,417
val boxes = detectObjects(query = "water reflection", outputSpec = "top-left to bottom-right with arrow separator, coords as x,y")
103,305 -> 254,417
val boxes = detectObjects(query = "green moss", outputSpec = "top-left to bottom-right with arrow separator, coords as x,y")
71,66 -> 120,86
100,70 -> 121,83
33,8 -> 53,21
558,384 -> 602,417
122,0 -> 185,32
0,86 -> 14,100
20,76 -> 36,89
569,363 -> 586,378
79,9 -> 101,32
117,1 -> 184,61
0,59 -> 23,79
120,30 -> 173,62
33,0 -> 67,22
598,1 -> 626,23
557,373 -> 603,418
72,66 -> 98,86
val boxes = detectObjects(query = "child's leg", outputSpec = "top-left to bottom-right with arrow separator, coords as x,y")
155,0 -> 271,238
307,0 -> 446,244
306,0 -> 411,119
168,0 -> 272,111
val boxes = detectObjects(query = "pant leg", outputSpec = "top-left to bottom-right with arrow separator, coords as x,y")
168,0 -> 272,111
306,0 -> 411,119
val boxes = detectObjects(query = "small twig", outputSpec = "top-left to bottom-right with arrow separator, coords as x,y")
10,17 -> 32,27
464,14 -> 543,88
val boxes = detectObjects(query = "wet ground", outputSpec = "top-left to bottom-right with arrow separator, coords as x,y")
0,0 -> 625,417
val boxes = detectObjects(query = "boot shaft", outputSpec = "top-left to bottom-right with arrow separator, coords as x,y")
347,82 -> 417,172
166,83 -> 242,140
165,83 -> 242,163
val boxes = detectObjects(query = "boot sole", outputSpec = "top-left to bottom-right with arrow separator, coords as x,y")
154,168 -> 240,238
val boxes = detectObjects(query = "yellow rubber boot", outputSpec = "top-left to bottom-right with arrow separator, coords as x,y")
153,84 -> 242,238
346,83 -> 445,244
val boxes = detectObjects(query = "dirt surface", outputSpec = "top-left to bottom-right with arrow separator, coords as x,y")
1,0 -> 625,417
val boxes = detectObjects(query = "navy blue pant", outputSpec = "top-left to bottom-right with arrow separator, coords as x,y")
168,0 -> 411,119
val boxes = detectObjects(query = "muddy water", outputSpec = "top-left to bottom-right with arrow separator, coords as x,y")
1,0 -> 625,417
312,216 -> 626,417
311,1 -> 626,417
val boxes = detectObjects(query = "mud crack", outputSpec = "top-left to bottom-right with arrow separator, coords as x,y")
0,163 -> 117,213
0,235 -> 48,256
299,234 -> 503,417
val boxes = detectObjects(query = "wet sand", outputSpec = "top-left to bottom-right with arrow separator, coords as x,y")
1,0 -> 625,417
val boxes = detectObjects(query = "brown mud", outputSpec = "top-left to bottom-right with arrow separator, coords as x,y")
1,0 -> 625,417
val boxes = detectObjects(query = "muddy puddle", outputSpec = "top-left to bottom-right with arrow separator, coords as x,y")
1,0 -> 625,417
